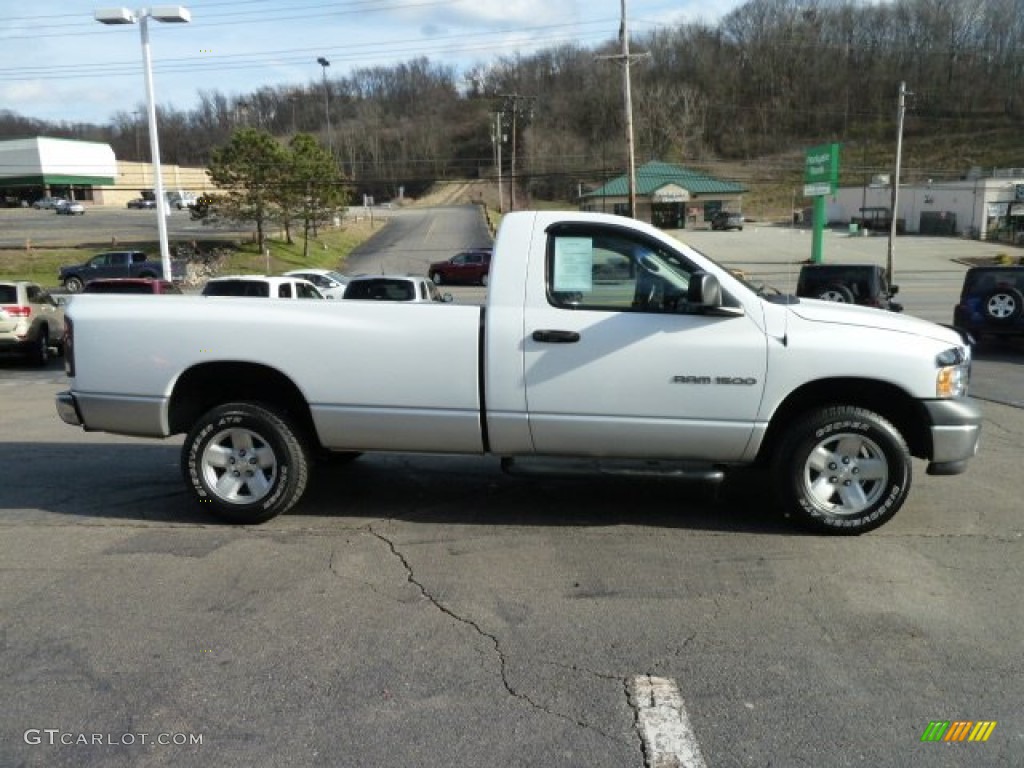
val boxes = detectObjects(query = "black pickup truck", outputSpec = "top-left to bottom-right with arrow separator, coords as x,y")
58,251 -> 185,293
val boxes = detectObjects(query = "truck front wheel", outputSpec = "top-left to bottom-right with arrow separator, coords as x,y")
182,402 -> 309,524
772,406 -> 911,534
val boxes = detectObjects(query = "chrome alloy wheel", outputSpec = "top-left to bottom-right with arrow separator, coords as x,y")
801,432 -> 889,516
200,427 -> 278,504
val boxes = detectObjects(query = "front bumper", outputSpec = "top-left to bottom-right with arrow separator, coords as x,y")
923,398 -> 982,475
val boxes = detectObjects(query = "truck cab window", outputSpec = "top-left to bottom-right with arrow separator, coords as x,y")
546,228 -> 696,313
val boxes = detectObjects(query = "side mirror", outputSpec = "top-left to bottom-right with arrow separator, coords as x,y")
890,284 -> 900,295
687,271 -> 722,308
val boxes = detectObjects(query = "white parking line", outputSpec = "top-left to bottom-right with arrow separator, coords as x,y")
629,675 -> 708,768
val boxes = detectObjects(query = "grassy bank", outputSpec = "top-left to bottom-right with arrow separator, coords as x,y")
0,217 -> 382,288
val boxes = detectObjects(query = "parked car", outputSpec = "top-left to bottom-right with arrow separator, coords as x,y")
32,196 -> 66,210
126,198 -> 157,209
59,251 -> 182,292
202,275 -> 324,299
54,200 -> 85,215
711,211 -> 744,231
428,248 -> 492,286
0,281 -> 64,365
167,190 -> 197,210
82,278 -> 182,294
282,268 -> 349,299
342,275 -> 452,303
952,265 -> 1024,345
796,263 -> 902,311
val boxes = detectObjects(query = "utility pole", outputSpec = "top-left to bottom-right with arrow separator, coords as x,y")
499,94 -> 535,211
887,81 -> 910,283
596,0 -> 648,218
132,109 -> 143,162
491,112 -> 504,213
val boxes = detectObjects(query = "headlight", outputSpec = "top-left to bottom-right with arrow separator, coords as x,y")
935,347 -> 970,398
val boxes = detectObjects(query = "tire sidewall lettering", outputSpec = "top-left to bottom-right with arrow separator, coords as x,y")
777,406 -> 912,534
186,413 -> 284,508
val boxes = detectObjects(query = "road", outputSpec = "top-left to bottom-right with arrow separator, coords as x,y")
1,210 -> 1022,767
0,206 -> 251,250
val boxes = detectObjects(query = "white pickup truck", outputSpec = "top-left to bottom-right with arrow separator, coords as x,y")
56,212 -> 981,534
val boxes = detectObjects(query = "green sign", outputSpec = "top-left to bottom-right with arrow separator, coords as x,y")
804,143 -> 839,197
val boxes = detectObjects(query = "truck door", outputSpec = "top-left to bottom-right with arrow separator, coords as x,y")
522,222 -> 768,462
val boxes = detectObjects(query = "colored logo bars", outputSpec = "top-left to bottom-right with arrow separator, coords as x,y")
921,721 -> 997,742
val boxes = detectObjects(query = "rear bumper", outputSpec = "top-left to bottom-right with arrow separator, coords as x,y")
56,390 -> 169,436
923,398 -> 982,475
56,391 -> 83,427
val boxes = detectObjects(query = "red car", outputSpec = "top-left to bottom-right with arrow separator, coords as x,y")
428,248 -> 492,286
82,278 -> 182,294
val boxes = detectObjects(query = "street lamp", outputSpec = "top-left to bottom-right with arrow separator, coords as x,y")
95,6 -> 191,282
316,56 -> 333,154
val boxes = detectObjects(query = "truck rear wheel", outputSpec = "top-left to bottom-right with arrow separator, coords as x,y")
772,405 -> 911,534
182,402 -> 309,524
64,276 -> 83,293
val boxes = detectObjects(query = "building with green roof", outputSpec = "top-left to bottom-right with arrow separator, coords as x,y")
580,160 -> 747,229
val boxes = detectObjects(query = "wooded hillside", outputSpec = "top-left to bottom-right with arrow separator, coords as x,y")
4,0 -> 1021,202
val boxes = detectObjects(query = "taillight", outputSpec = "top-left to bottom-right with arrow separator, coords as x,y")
64,316 -> 75,377
2,305 -> 31,317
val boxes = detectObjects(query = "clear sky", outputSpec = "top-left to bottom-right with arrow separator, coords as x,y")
0,1 -> 744,126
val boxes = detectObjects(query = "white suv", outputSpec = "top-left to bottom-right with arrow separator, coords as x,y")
0,281 -> 65,365
341,275 -> 451,303
201,275 -> 324,299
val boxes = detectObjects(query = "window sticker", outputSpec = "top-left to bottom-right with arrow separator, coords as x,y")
553,237 -> 594,292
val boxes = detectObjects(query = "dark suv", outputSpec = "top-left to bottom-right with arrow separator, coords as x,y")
796,264 -> 902,311
953,266 -> 1024,345
710,211 -> 744,231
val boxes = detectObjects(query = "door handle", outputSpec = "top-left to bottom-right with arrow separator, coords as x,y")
532,330 -> 580,343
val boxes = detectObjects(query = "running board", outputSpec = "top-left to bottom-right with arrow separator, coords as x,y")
500,457 -> 725,483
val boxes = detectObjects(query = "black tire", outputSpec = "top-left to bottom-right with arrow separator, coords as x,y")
817,283 -> 855,303
64,276 -> 84,293
431,272 -> 443,286
772,405 -> 911,534
28,328 -> 49,366
182,402 -> 310,524
983,288 -> 1023,323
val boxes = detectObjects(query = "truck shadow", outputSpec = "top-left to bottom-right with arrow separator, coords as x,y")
0,442 -> 792,534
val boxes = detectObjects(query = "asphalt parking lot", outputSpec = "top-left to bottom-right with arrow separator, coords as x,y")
1,354 -> 1022,767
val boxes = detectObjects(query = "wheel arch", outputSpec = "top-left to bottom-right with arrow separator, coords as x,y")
168,362 -> 320,447
757,378 -> 930,464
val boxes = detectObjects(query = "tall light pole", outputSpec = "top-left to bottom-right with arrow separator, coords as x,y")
95,6 -> 191,282
317,56 -> 333,154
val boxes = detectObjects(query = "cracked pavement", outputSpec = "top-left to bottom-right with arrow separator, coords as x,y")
2,370 -> 1022,767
